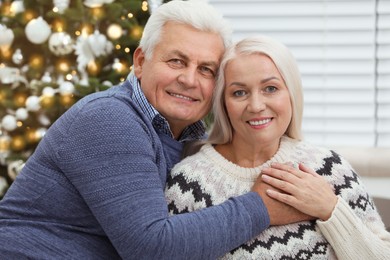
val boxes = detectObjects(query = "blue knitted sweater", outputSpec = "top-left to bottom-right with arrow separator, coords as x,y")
0,81 -> 269,259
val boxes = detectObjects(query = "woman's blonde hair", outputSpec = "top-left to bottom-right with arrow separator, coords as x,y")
208,35 -> 304,145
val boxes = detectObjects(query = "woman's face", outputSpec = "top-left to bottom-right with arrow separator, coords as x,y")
224,53 -> 292,149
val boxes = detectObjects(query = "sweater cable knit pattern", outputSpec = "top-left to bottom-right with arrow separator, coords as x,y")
165,136 -> 390,259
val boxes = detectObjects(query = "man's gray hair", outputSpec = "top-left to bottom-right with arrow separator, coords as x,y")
139,0 -> 232,60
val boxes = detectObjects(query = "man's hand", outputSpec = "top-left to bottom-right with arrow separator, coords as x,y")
252,172 -> 315,226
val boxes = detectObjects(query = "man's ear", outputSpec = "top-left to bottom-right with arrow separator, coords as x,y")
133,47 -> 145,79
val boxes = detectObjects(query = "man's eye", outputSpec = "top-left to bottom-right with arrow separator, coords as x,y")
233,90 -> 246,97
168,59 -> 184,67
199,66 -> 215,77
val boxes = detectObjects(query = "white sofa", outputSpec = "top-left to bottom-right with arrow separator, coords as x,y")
333,147 -> 390,230
334,147 -> 390,177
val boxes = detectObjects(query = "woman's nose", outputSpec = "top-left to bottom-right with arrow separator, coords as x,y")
247,95 -> 266,112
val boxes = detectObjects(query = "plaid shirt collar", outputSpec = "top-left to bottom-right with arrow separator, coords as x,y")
128,72 -> 206,142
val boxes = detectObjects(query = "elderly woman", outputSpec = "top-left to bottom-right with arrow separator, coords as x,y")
165,35 -> 390,259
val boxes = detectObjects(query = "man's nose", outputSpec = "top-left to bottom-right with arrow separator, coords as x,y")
178,67 -> 197,88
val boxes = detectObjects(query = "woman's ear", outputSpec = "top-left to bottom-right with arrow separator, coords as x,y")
133,47 -> 145,78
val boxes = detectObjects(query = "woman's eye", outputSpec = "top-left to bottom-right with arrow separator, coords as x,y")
233,90 -> 246,97
264,86 -> 277,93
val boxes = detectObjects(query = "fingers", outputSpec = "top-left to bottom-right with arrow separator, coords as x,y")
261,163 -> 302,184
265,188 -> 297,207
261,173 -> 298,196
266,162 -> 304,178
259,162 -> 339,220
262,162 -> 318,181
260,162 -> 317,199
298,163 -> 319,177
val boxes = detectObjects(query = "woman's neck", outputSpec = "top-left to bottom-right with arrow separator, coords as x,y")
215,139 -> 280,168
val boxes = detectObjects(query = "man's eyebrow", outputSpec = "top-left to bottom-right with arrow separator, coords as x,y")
169,50 -> 219,69
169,50 -> 189,61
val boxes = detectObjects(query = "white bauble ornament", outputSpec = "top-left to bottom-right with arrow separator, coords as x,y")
10,0 -> 25,14
102,80 -> 113,88
59,81 -> 75,95
7,160 -> 25,180
12,48 -> 24,65
25,96 -> 41,111
42,86 -> 56,96
0,24 -> 14,47
1,115 -> 17,131
87,30 -> 113,57
36,128 -> 47,140
15,108 -> 28,121
49,32 -> 74,56
0,67 -> 25,85
75,30 -> 113,71
84,0 -> 114,8
41,72 -> 53,83
38,114 -> 51,126
53,0 -> 70,13
25,17 -> 51,44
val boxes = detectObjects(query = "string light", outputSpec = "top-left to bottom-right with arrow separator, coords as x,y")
52,19 -> 66,32
142,1 -> 148,12
65,74 -> 73,81
107,24 -> 122,40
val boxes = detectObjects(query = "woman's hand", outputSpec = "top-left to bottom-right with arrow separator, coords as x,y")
261,162 -> 338,221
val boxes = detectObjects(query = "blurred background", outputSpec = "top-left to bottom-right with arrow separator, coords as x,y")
0,0 -> 161,194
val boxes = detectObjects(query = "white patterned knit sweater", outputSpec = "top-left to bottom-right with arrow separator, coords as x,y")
165,136 -> 390,260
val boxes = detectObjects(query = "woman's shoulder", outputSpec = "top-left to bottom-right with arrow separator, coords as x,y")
281,136 -> 353,172
281,136 -> 333,158
170,144 -> 214,175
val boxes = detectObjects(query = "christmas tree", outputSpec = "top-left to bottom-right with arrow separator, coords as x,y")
0,0 -> 163,197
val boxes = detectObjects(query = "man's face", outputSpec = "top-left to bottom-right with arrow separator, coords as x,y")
133,21 -> 225,138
